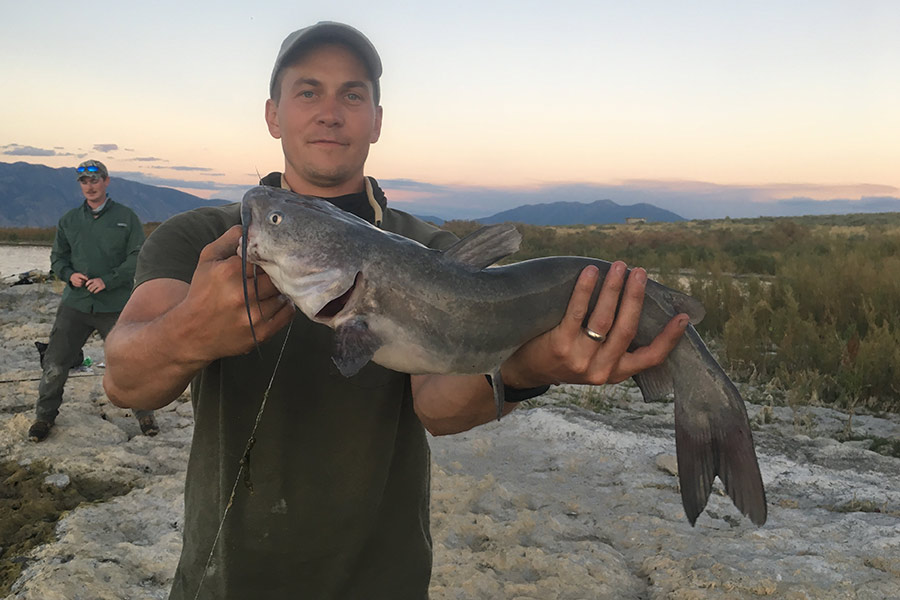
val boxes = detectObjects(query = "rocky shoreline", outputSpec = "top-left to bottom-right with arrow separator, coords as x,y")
1,281 -> 899,599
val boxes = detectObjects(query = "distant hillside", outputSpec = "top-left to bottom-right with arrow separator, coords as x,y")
477,199 -> 684,225
412,214 -> 447,225
0,161 -> 228,227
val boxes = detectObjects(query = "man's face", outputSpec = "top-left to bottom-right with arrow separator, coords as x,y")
265,43 -> 383,196
79,175 -> 109,204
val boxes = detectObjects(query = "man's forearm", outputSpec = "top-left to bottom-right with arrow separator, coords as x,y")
412,374 -> 516,436
104,299 -> 209,411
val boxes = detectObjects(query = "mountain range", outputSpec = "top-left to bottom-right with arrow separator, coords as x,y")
0,162 -> 228,228
475,199 -> 682,225
0,161 -> 684,227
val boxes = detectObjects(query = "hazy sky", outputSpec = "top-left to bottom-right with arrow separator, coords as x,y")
1,1 -> 897,209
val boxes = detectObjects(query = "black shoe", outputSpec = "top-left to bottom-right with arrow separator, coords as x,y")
28,419 -> 53,442
138,415 -> 159,437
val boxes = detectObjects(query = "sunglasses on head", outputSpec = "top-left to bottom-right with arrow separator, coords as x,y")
76,165 -> 102,174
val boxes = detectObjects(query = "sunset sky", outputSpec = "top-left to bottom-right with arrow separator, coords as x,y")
1,1 -> 897,217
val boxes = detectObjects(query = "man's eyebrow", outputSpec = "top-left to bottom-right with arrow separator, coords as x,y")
288,77 -> 321,90
287,78 -> 368,92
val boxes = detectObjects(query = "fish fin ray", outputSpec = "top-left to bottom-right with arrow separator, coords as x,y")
443,224 -> 522,272
633,363 -> 673,401
716,425 -> 768,526
332,319 -> 382,377
675,418 -> 716,526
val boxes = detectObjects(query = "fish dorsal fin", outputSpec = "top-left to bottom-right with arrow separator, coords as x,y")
443,224 -> 522,272
647,280 -> 706,325
670,290 -> 706,325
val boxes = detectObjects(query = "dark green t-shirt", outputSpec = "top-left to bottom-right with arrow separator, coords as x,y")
135,181 -> 456,600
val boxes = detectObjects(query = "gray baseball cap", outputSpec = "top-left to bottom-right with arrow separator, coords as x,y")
269,21 -> 382,104
75,159 -> 108,179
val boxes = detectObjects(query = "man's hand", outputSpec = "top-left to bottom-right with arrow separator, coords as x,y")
178,225 -> 295,361
86,277 -> 106,293
69,272 -> 88,287
104,225 -> 295,411
500,262 -> 689,388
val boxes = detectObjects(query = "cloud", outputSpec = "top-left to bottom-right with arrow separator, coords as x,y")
377,178 -> 452,193
93,143 -> 118,153
129,156 -> 167,162
115,170 -> 249,196
151,165 -> 215,172
1,143 -> 71,157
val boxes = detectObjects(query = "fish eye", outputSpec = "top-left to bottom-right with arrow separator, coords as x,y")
268,211 -> 284,225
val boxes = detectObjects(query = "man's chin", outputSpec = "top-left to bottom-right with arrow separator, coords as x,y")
301,167 -> 358,189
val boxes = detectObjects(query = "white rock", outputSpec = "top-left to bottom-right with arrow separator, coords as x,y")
43,473 -> 70,489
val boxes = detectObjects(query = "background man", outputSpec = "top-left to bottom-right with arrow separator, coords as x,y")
103,22 -> 688,599
29,160 -> 157,442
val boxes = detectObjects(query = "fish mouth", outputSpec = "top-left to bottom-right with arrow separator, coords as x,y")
315,271 -> 361,321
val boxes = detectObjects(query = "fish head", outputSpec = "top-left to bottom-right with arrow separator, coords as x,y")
240,186 -> 368,322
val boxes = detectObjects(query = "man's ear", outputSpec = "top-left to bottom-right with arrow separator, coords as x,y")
370,105 -> 383,144
265,98 -> 282,139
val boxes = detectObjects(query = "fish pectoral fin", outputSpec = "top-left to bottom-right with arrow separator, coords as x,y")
332,319 -> 383,377
443,224 -> 522,271
633,363 -> 674,401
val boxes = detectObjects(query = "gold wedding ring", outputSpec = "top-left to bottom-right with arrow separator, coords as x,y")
583,327 -> 607,343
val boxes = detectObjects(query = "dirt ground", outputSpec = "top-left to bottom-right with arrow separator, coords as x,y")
0,460 -> 132,595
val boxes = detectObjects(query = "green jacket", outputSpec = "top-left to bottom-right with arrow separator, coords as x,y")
51,197 -> 144,313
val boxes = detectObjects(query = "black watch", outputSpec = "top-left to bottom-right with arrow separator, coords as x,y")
484,374 -> 551,403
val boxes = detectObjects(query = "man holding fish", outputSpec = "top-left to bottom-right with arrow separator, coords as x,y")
104,21 -> 689,599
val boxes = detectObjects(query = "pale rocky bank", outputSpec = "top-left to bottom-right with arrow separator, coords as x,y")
1,282 -> 899,599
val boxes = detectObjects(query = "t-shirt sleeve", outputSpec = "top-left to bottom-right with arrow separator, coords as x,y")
134,203 -> 241,288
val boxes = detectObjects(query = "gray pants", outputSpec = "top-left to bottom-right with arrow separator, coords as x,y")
36,303 -> 154,423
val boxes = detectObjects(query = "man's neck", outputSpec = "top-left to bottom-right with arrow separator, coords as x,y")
281,170 -> 366,197
86,196 -> 107,212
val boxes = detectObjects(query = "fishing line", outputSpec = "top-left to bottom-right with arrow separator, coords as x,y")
0,373 -> 103,384
192,319 -> 293,600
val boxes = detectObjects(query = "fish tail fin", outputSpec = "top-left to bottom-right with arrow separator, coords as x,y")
673,326 -> 767,526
